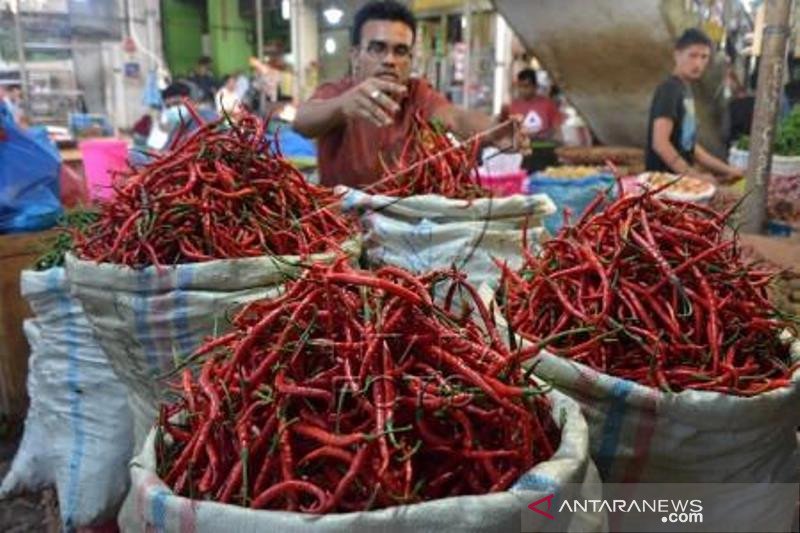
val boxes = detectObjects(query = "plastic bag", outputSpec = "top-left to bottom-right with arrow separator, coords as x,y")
0,108 -> 62,233
527,173 -> 615,234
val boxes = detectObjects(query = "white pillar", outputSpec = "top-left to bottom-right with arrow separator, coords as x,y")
492,13 -> 512,116
289,0 -> 319,103
463,0 -> 472,109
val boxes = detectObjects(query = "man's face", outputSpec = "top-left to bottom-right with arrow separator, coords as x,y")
352,20 -> 414,85
675,44 -> 711,81
517,79 -> 537,100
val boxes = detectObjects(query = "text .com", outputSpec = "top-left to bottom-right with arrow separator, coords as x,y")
662,511 -> 703,524
556,497 -> 703,521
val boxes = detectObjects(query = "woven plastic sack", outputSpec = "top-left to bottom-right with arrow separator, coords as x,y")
0,268 -> 133,529
727,148 -> 800,224
339,187 -> 555,290
118,387 -> 605,533
528,351 -> 800,530
65,239 -> 360,450
728,147 -> 800,178
527,173 -> 616,234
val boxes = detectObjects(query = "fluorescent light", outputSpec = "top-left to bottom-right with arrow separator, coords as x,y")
281,0 -> 290,20
323,6 -> 344,25
324,37 -> 337,55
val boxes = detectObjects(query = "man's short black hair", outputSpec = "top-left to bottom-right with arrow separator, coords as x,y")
675,28 -> 713,51
162,82 -> 191,100
517,68 -> 538,86
352,0 -> 416,47
198,56 -> 212,66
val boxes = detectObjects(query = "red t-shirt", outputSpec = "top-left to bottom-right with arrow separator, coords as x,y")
311,77 -> 449,188
504,96 -> 562,138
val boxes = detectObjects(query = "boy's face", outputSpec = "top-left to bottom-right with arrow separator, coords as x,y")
675,44 -> 711,81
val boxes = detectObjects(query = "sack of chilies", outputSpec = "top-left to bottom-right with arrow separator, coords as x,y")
119,261 -> 604,532
65,107 -> 361,449
66,242 -> 360,449
497,189 -> 800,530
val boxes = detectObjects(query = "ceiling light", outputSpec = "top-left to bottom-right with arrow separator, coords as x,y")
324,37 -> 337,55
323,6 -> 344,25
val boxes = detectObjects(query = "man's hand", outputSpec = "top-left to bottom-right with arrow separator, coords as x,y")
718,166 -> 745,185
491,114 -> 532,155
338,78 -> 407,128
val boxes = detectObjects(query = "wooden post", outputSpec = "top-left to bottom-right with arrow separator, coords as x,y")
742,0 -> 793,234
0,231 -> 56,418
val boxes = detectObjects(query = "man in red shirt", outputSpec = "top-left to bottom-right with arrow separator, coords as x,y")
501,69 -> 563,141
293,0 -> 527,188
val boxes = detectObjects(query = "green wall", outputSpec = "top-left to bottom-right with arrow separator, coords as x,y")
161,0 -> 205,77
208,0 -> 254,76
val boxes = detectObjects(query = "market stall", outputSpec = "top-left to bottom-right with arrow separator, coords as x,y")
1,1 -> 800,532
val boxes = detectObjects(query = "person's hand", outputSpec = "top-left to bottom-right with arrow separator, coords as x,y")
718,167 -> 745,185
491,114 -> 532,155
338,78 -> 407,128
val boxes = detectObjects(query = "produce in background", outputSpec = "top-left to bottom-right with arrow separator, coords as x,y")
737,105 -> 800,155
367,111 -> 489,199
34,209 -> 99,270
156,259 -> 559,512
634,172 -> 716,204
499,189 -> 799,395
637,172 -> 715,196
75,106 -> 353,268
539,165 -> 606,179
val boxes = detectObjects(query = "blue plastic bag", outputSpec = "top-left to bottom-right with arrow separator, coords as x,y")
274,126 -> 317,158
0,106 -> 63,233
527,173 -> 616,234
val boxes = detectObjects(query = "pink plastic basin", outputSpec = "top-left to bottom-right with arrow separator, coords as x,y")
477,171 -> 528,197
79,138 -> 128,201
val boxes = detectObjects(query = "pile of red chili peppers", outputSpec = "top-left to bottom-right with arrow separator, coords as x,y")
367,111 -> 489,199
75,106 -> 352,267
156,259 -> 559,512
500,190 -> 799,396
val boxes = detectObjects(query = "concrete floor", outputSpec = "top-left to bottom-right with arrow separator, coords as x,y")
0,423 -> 60,533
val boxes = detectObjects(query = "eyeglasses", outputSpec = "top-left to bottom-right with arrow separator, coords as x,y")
363,41 -> 412,60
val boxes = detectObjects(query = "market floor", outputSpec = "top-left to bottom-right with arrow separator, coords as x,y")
0,424 -> 60,532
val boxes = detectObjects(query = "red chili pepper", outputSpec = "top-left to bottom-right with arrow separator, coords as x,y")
156,260 -> 560,511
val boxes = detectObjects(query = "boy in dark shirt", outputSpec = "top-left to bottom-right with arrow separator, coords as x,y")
646,29 -> 742,183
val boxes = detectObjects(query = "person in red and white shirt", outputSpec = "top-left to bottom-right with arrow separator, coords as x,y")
293,0 -> 528,189
501,68 -> 563,142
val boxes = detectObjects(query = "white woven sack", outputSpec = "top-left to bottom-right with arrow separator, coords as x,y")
119,387 -> 605,533
0,268 -> 133,528
530,351 -> 800,530
727,147 -> 800,177
65,239 -> 360,449
338,187 -> 555,290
